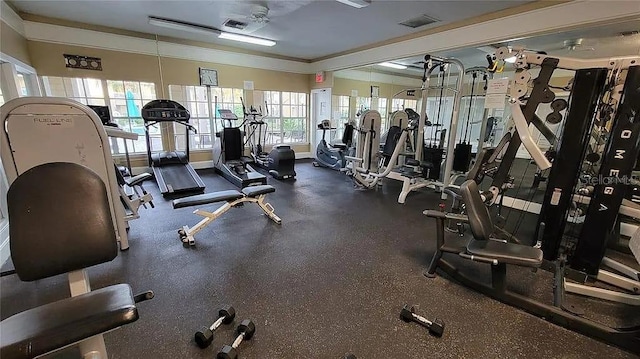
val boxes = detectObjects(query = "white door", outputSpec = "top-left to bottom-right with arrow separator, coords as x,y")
311,88 -> 331,159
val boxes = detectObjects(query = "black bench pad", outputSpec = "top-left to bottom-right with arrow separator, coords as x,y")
173,190 -> 243,209
1,284 -> 138,359
467,239 -> 543,267
242,185 -> 275,197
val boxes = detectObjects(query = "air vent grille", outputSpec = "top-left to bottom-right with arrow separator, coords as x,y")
399,14 -> 439,29
223,19 -> 248,30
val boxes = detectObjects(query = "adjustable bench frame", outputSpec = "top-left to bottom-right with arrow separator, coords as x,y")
424,210 -> 640,353
175,188 -> 281,246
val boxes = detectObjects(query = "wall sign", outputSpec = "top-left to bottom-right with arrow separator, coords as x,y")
64,54 -> 102,71
315,71 -> 325,83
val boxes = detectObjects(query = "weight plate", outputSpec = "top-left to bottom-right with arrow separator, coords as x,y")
551,99 -> 568,111
514,70 -> 531,85
546,112 -> 562,124
541,89 -> 555,103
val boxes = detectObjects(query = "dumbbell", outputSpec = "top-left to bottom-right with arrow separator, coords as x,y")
194,305 -> 236,349
217,319 -> 256,359
399,304 -> 445,337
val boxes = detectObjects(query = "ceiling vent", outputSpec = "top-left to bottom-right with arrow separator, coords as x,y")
399,14 -> 439,29
223,19 -> 249,30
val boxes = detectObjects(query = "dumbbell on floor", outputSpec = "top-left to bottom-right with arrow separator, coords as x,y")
217,319 -> 256,359
195,305 -> 236,348
399,304 -> 445,337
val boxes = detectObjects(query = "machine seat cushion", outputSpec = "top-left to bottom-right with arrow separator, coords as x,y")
172,190 -> 243,208
242,185 -> 276,197
467,239 -> 543,267
0,284 -> 138,359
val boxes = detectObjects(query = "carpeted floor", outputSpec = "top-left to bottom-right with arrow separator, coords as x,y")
1,160 -> 638,358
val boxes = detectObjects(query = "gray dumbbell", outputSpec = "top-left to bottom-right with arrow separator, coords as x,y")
399,304 -> 445,337
195,305 -> 236,348
217,319 -> 256,359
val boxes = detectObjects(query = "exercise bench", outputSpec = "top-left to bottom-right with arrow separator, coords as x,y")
172,185 -> 282,245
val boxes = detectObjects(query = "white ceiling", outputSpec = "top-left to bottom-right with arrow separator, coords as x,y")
352,18 -> 640,77
10,0 -> 530,60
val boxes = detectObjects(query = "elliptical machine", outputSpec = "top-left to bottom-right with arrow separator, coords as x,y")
243,99 -> 296,180
212,101 -> 267,188
313,119 -> 354,170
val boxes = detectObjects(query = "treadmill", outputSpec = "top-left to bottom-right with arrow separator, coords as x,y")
141,99 -> 206,197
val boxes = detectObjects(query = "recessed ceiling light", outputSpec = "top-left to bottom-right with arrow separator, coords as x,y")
336,0 -> 371,9
378,62 -> 407,69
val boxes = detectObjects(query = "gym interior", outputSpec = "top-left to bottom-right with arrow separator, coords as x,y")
0,1 -> 639,358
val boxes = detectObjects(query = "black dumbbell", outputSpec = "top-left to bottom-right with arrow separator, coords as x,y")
195,305 -> 236,349
217,319 -> 256,359
399,304 -> 445,337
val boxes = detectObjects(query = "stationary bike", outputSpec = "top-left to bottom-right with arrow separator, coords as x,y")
313,119 -> 354,170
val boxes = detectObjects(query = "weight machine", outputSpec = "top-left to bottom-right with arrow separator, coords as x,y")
426,48 -> 640,353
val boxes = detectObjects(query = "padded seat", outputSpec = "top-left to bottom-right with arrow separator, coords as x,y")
242,185 -> 276,197
0,284 -> 138,359
467,239 -> 543,267
173,190 -> 243,209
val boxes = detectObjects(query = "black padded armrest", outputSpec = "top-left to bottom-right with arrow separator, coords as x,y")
1,284 -> 138,359
172,190 -> 244,209
242,185 -> 275,197
467,239 -> 543,267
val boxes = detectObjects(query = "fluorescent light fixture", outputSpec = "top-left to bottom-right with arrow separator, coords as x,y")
505,56 -> 517,63
378,62 -> 407,70
148,16 -> 220,36
219,32 -> 276,47
336,0 -> 371,8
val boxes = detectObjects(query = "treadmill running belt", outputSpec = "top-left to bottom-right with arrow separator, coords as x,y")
159,165 -> 198,192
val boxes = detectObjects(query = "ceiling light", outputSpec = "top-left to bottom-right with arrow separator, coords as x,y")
336,0 -> 371,9
148,16 -> 220,36
378,62 -> 407,69
505,56 -> 517,63
219,32 -> 276,46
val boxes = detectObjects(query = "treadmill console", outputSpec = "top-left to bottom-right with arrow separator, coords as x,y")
88,105 -> 116,126
141,99 -> 190,122
217,109 -> 238,121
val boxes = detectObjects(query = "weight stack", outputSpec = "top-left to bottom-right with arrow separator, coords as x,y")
423,147 -> 444,180
452,142 -> 472,172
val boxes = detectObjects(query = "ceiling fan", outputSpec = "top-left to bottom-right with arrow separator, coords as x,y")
221,1 -> 310,33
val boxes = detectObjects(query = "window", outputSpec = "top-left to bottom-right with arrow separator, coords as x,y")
356,97 -> 371,116
16,74 -> 28,97
458,95 -> 487,152
106,80 -> 157,153
332,95 -> 350,140
41,76 -> 106,105
392,98 -> 418,112
169,85 -> 211,151
378,98 -> 388,130
41,76 -> 157,154
0,85 -> 4,107
258,90 -> 308,144
211,87 -> 244,132
169,85 -> 244,151
424,96 -> 454,148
